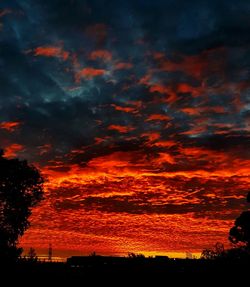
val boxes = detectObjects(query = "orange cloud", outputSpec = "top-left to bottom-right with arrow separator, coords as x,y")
75,67 -> 106,82
0,121 -> 21,132
114,62 -> 133,70
19,143 -> 250,258
111,104 -> 138,114
34,46 -> 69,61
89,49 -> 112,61
154,152 -> 176,165
152,140 -> 177,148
179,147 -> 229,164
141,132 -> 161,142
146,114 -> 171,121
21,153 -> 250,258
107,124 -> 135,133
87,152 -> 132,169
4,143 -> 24,158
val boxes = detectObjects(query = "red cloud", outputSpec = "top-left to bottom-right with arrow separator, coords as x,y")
107,124 -> 135,133
181,106 -> 225,116
0,121 -> 21,132
38,144 -> 52,155
143,80 -> 203,105
115,62 -> 133,70
181,108 -> 200,116
34,46 -> 69,61
71,52 -> 81,69
85,23 -> 108,45
153,47 -> 226,80
148,84 -> 177,104
94,137 -> 106,145
75,67 -> 106,82
0,9 -> 12,18
181,125 -> 207,136
89,50 -> 112,61
176,83 -> 202,96
146,114 -> 171,121
127,100 -> 143,108
139,48 -> 230,105
4,144 -> 24,158
207,106 -> 225,113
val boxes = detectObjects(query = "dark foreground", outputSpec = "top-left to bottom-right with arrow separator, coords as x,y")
0,257 -> 249,284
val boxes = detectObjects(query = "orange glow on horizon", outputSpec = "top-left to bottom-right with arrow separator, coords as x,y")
19,145 -> 250,257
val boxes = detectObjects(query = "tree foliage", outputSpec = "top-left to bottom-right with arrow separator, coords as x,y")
0,150 -> 44,261
229,192 -> 250,249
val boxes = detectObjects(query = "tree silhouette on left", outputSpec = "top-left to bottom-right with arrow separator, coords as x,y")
0,150 -> 44,262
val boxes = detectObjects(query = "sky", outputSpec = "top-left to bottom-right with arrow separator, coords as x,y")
0,0 -> 250,258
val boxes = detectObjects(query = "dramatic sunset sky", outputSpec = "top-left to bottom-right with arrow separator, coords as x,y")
0,0 -> 250,258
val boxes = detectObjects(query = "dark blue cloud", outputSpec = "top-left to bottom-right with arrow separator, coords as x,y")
0,0 -> 249,166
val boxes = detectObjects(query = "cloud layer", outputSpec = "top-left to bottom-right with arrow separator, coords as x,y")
0,0 -> 250,256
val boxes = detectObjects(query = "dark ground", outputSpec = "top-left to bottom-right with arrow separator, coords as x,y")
0,258 -> 249,284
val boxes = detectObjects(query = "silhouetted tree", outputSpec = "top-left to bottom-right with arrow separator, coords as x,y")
0,150 -> 44,262
215,242 -> 224,255
128,253 -> 145,259
201,248 -> 217,260
201,242 -> 224,259
247,192 -> 250,203
223,246 -> 250,260
229,192 -> 250,249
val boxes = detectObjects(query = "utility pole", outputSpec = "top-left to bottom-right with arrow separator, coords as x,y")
48,243 -> 52,262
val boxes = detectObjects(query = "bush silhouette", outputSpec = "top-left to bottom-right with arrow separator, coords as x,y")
0,150 -> 44,262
